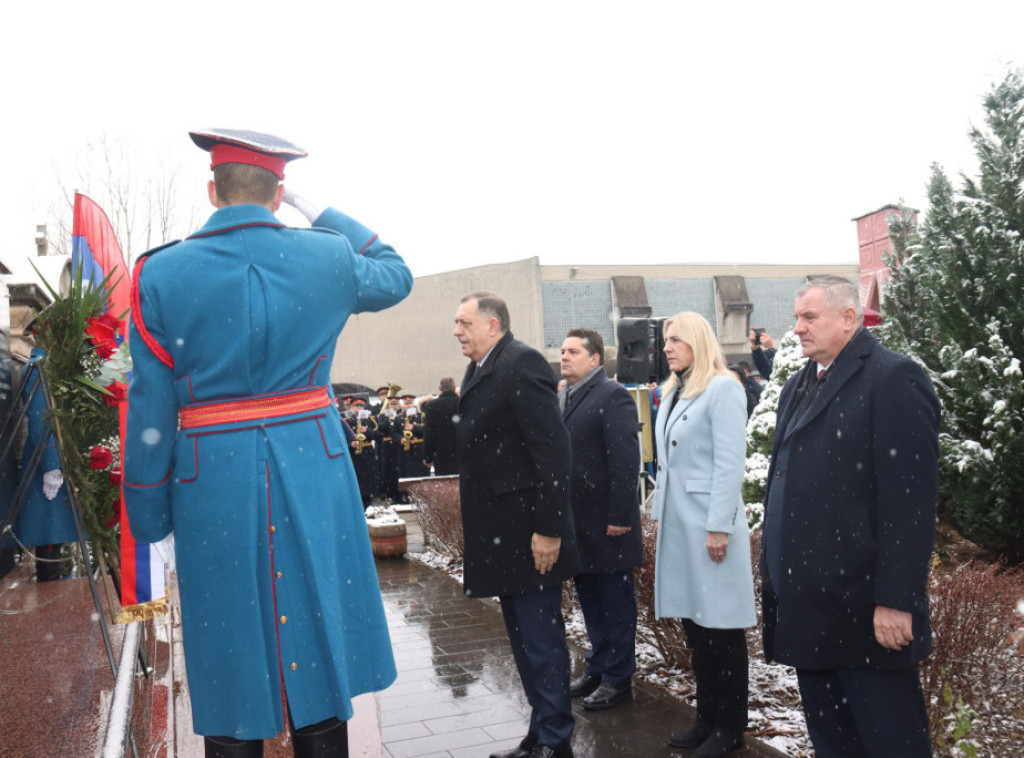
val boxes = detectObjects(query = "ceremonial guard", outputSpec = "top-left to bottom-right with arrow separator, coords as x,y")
346,397 -> 380,509
14,348 -> 76,582
397,393 -> 428,481
123,129 -> 413,758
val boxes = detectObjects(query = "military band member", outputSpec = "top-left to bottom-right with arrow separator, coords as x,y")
347,398 -> 380,509
397,393 -> 428,482
375,392 -> 403,503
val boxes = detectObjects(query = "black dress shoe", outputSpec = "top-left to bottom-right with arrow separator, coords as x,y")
490,733 -> 537,758
581,681 -> 633,711
528,745 -> 574,758
667,721 -> 713,748
693,728 -> 745,758
568,673 -> 601,698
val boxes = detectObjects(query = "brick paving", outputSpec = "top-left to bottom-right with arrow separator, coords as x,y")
0,528 -> 792,757
375,557 -> 788,758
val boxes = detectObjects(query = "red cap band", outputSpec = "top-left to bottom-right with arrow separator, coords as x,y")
210,143 -> 287,179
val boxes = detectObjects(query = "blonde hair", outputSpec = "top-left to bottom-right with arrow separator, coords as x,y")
660,312 -> 736,399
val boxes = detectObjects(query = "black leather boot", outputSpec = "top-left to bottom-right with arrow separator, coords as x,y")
204,735 -> 264,758
292,717 -> 348,758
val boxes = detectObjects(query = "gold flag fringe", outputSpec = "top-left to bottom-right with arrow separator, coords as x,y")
115,596 -> 169,624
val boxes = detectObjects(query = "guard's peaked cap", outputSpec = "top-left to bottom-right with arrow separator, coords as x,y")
190,128 -> 307,180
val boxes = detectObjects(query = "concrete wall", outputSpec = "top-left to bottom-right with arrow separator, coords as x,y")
332,257 -> 545,395
330,257 -> 861,396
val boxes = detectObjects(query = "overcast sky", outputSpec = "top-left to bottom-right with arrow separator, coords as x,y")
2,2 -> 1021,278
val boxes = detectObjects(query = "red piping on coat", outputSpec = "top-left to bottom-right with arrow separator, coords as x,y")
130,255 -> 175,370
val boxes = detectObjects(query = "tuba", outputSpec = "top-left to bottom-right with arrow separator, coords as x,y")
384,381 -> 403,420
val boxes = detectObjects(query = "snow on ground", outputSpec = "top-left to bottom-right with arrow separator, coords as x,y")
409,549 -> 815,756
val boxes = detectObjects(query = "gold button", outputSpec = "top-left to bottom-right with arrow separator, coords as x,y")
280,616 -> 287,624
270,526 -> 277,533
290,662 -> 298,671
275,571 -> 283,579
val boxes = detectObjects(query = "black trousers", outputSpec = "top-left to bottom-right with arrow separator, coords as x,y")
574,569 -> 637,687
681,619 -> 748,732
796,667 -> 931,758
35,544 -> 63,582
500,585 -> 575,748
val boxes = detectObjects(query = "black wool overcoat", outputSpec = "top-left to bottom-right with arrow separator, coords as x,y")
562,368 -> 643,573
423,390 -> 460,475
457,332 -> 581,598
761,328 -> 940,670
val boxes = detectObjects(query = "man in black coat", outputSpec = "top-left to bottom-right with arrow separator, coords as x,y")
761,276 -> 939,758
422,376 -> 460,475
454,292 -> 581,758
558,329 -> 642,712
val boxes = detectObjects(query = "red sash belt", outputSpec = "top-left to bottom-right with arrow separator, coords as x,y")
179,387 -> 333,430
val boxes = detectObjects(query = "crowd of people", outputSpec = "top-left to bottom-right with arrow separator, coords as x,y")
112,129 -> 939,758
335,381 -> 458,508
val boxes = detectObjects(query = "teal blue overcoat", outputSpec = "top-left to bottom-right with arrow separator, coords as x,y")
16,349 -> 76,546
123,204 -> 412,739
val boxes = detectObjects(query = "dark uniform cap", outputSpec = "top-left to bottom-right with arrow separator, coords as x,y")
189,128 -> 308,180
400,393 -> 416,400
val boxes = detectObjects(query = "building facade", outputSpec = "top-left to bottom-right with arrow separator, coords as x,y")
331,258 -> 860,393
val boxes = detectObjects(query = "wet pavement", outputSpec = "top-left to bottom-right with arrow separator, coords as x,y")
0,527 -> 791,757
376,556 -> 788,758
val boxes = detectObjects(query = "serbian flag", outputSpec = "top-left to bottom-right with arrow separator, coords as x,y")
72,192 -> 131,327
72,193 -> 167,621
115,398 -> 168,621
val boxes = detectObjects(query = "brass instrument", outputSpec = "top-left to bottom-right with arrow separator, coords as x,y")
401,429 -> 413,452
382,381 -> 402,421
354,432 -> 366,455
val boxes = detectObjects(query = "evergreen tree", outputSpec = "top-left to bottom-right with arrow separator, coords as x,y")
743,331 -> 804,530
880,70 -> 1024,560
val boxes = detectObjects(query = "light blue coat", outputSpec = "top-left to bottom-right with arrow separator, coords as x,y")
651,374 -> 756,629
124,204 -> 412,739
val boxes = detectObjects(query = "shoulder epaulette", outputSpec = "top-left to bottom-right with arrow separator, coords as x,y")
134,239 -> 181,267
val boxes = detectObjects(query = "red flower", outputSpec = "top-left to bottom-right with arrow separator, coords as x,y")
105,498 -> 122,528
109,468 -> 122,488
90,445 -> 113,470
103,383 -> 126,407
96,341 -> 117,359
86,315 -> 120,359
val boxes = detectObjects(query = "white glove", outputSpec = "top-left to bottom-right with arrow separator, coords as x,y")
282,188 -> 324,225
42,470 -> 64,500
153,533 -> 176,573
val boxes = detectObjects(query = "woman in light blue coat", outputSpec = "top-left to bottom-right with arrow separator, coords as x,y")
651,312 -> 756,758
